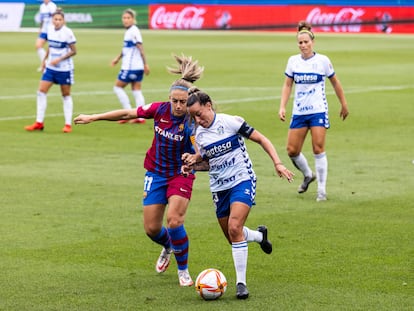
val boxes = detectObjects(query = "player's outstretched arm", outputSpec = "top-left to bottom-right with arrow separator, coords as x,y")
248,129 -> 294,182
74,109 -> 137,124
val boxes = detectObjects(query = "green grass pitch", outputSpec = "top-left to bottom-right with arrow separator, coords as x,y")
0,29 -> 413,310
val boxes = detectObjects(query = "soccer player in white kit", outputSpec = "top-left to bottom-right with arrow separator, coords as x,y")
278,21 -> 349,201
35,0 -> 57,70
181,88 -> 294,299
25,10 -> 77,133
111,8 -> 150,124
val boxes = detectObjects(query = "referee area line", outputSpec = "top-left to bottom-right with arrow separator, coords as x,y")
0,84 -> 412,122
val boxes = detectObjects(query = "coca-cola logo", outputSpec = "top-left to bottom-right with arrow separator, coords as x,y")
306,7 -> 365,32
151,6 -> 206,29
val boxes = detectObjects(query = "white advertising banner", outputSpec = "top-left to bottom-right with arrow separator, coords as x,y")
0,3 -> 25,31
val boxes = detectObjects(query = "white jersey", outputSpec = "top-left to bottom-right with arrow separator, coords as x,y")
121,25 -> 144,70
46,25 -> 76,72
39,1 -> 57,33
194,113 -> 256,192
285,53 -> 335,115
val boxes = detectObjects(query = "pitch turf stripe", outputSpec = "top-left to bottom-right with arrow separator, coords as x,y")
0,84 -> 412,122
0,84 -> 412,102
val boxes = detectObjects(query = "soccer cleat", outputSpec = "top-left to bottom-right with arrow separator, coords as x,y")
257,225 -> 272,254
178,269 -> 194,287
129,118 -> 146,124
62,124 -> 72,133
316,192 -> 327,202
24,122 -> 44,131
117,119 -> 129,124
155,248 -> 172,273
298,173 -> 316,193
236,283 -> 249,299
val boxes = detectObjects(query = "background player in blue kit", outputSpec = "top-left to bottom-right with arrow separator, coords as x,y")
278,21 -> 349,201
26,9 -> 77,133
181,88 -> 294,299
74,55 -> 204,287
35,0 -> 57,71
111,8 -> 150,124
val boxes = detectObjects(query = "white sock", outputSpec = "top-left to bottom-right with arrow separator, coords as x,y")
232,241 -> 248,285
37,48 -> 46,63
314,152 -> 328,194
62,96 -> 73,125
243,226 -> 262,243
132,89 -> 145,108
290,153 -> 313,177
36,91 -> 47,123
113,86 -> 131,109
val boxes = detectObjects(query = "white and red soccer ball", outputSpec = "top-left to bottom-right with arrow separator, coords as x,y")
195,268 -> 227,300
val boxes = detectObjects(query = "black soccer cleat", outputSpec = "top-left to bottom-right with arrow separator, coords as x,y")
298,173 -> 316,193
236,283 -> 249,299
257,225 -> 272,254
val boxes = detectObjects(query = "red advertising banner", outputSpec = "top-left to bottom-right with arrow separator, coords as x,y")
149,4 -> 414,34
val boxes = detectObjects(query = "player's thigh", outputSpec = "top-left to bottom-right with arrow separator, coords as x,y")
60,84 -> 71,96
115,79 -> 128,88
38,80 -> 54,93
310,126 -> 326,154
217,216 -> 230,243
130,80 -> 142,91
228,202 -> 250,241
143,204 -> 167,233
166,195 -> 190,228
287,127 -> 308,156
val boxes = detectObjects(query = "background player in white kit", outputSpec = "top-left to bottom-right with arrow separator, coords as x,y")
111,8 -> 150,124
35,0 -> 57,71
181,88 -> 294,299
278,21 -> 349,202
25,10 -> 77,133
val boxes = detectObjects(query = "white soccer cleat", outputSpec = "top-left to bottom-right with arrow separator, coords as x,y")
316,192 -> 327,202
178,269 -> 194,287
155,248 -> 172,273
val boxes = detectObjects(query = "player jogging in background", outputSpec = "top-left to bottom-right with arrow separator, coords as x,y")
182,88 -> 294,299
25,9 -> 77,133
278,20 -> 349,201
111,8 -> 149,124
35,0 -> 57,71
74,54 -> 204,287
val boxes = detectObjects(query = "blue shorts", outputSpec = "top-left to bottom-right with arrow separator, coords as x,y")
42,68 -> 74,85
290,112 -> 330,129
38,32 -> 47,40
213,179 -> 256,218
142,171 -> 195,206
117,70 -> 144,83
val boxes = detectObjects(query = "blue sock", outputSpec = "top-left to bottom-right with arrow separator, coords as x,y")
168,225 -> 189,270
148,226 -> 171,250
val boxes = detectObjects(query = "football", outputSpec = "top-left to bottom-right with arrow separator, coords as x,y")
195,268 -> 227,300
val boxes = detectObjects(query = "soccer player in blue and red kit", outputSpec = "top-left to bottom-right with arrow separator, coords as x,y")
74,55 -> 204,287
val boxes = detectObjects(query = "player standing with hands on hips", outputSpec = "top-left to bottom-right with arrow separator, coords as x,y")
74,55 -> 204,287
25,9 -> 77,133
181,88 -> 294,299
111,8 -> 149,124
278,21 -> 349,201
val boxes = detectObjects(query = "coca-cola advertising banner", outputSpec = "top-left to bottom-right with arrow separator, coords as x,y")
149,4 -> 414,33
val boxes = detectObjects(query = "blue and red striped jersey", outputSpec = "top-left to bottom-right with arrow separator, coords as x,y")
137,101 -> 195,178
